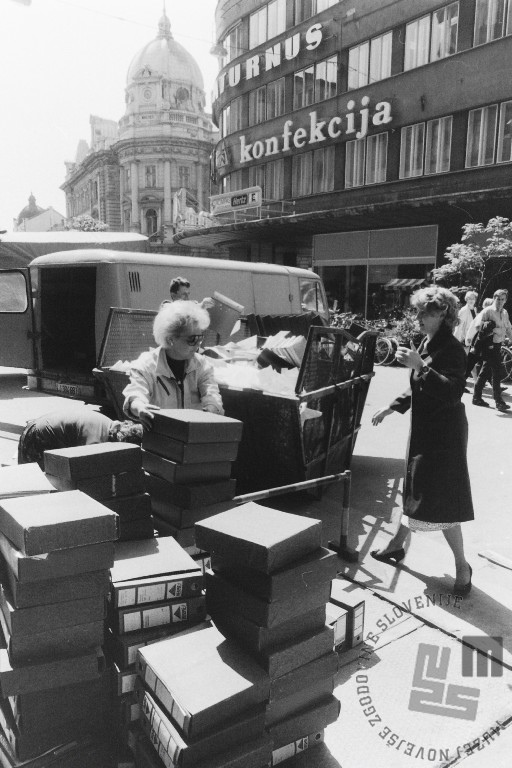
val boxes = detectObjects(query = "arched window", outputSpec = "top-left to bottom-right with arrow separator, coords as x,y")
145,208 -> 158,235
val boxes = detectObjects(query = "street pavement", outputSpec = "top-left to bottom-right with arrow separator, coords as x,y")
0,366 -> 511,767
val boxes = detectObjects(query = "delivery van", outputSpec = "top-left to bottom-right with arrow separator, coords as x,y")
0,249 -> 328,402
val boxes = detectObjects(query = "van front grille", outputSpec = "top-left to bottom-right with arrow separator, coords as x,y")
128,271 -> 141,292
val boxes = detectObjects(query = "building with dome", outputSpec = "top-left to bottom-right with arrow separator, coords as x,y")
61,11 -> 218,247
14,193 -> 65,232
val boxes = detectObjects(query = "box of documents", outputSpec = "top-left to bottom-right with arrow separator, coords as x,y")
43,442 -> 141,481
150,410 -> 243,444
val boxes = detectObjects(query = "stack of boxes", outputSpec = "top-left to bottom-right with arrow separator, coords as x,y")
195,503 -> 341,765
142,410 -> 242,550
328,578 -> 365,654
106,536 -> 208,749
0,487 -> 117,763
133,624 -> 272,768
44,442 -> 154,541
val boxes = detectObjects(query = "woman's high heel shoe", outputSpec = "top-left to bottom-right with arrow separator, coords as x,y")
454,565 -> 472,597
370,547 -> 405,565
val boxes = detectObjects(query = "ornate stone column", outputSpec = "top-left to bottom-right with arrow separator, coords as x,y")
130,161 -> 140,231
163,160 -> 172,224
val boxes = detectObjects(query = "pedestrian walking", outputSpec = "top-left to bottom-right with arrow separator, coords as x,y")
454,290 -> 478,386
470,289 -> 512,412
371,286 -> 473,597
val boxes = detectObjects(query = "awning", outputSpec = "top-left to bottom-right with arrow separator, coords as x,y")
384,278 -> 426,289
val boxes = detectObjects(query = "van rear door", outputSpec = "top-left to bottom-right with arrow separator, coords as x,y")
252,272 -> 293,315
0,269 -> 35,368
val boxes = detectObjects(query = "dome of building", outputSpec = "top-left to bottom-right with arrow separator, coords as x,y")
126,12 -> 204,90
17,194 -> 45,225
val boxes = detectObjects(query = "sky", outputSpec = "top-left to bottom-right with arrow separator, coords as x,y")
0,0 -> 218,230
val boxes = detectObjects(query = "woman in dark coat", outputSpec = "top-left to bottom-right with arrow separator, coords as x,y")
371,286 -> 474,597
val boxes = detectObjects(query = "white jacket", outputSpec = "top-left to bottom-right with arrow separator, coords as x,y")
123,346 -> 224,417
454,304 -> 476,344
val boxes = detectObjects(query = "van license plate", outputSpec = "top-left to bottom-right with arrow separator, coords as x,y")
57,383 -> 80,397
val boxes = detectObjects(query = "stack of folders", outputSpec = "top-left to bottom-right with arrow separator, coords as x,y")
258,333 -> 307,370
44,442 -> 154,542
105,536 -> 209,752
133,625 -> 272,768
195,503 -> 341,767
142,410 -> 242,551
0,489 -> 117,764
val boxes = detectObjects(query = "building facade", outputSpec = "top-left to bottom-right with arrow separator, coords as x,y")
14,194 -> 66,232
61,12 -> 218,248
178,0 -> 512,314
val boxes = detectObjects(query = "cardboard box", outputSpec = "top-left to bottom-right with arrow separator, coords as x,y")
117,689 -> 140,727
136,625 -> 269,739
267,695 -> 340,750
151,517 -> 195,547
326,602 -> 348,651
0,586 -> 105,637
0,464 -> 55,499
150,498 -> 235,529
106,621 -> 211,670
269,652 -> 339,702
329,579 -> 365,648
205,570 -> 330,628
1,566 -> 110,609
0,534 -> 114,583
0,491 -> 118,556
145,473 -> 236,509
110,594 -> 206,635
114,662 -> 138,696
150,410 -> 243,444
195,504 -> 322,574
139,687 -> 265,768
43,442 -> 141,481
142,432 -> 240,465
142,451 -> 232,485
135,728 -> 272,768
0,728 -> 113,768
118,517 -> 155,542
46,468 -> 146,500
110,571 -> 202,610
207,599 -> 326,655
212,547 -> 339,602
265,676 -> 334,726
0,606 -> 104,664
0,641 -> 105,696
271,730 -> 324,766
102,493 -> 152,521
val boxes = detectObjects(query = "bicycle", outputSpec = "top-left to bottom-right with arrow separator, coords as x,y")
501,342 -> 512,382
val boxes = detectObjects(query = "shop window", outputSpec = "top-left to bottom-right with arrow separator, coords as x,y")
497,100 -> 512,162
294,0 -> 339,24
249,0 -> 286,49
145,165 -> 156,188
474,0 -> 512,46
425,116 -> 452,174
366,133 -> 388,184
345,139 -> 366,188
404,15 -> 431,70
249,87 -> 267,124
348,33 -> 391,90
294,56 -> 337,109
266,78 -> 285,119
400,123 -> 425,178
466,105 -> 498,167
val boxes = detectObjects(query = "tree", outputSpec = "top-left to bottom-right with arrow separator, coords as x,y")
67,214 -> 108,232
432,217 -> 512,299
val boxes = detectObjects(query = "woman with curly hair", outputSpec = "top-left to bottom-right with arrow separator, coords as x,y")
371,286 -> 474,597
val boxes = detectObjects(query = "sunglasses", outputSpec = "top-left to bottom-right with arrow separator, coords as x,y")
178,334 -> 204,346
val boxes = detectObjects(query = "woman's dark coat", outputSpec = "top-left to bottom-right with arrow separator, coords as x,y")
391,324 -> 474,524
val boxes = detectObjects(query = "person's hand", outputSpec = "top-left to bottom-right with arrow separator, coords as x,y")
372,407 -> 394,425
130,400 -> 160,429
200,296 -> 215,310
395,340 -> 423,371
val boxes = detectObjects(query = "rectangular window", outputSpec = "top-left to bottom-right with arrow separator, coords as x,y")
292,152 -> 313,196
425,116 -> 453,174
366,133 -> 388,184
315,56 -> 337,101
295,0 -> 339,23
293,66 -> 315,109
266,78 -> 285,119
179,166 -> 190,188
348,41 -> 369,90
249,165 -> 266,197
348,32 -> 391,90
145,165 -> 156,187
405,15 -> 431,70
369,32 -> 392,84
221,106 -> 230,137
466,105 -> 498,167
222,24 -> 242,64
265,159 -> 284,199
431,3 -> 459,61
497,100 -> 512,162
312,146 -> 335,193
230,97 -> 243,132
249,86 -> 267,124
400,123 -> 425,178
345,139 -> 366,188
474,0 -> 511,45
250,0 -> 286,49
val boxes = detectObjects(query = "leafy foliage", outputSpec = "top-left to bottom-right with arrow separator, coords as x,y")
67,214 -> 108,232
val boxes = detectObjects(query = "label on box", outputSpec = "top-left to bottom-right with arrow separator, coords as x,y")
122,672 -> 137,694
143,606 -> 171,630
171,603 -> 188,623
138,584 -> 166,604
273,736 -> 310,765
118,588 -> 137,607
166,581 -> 183,599
128,642 -> 145,666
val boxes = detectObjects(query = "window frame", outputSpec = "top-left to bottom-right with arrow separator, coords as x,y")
365,133 -> 388,185
466,104 -> 499,167
399,123 -> 426,179
425,115 -> 453,174
497,99 -> 512,162
473,0 -> 512,46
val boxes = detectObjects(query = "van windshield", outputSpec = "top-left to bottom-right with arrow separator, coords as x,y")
299,278 -> 326,315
